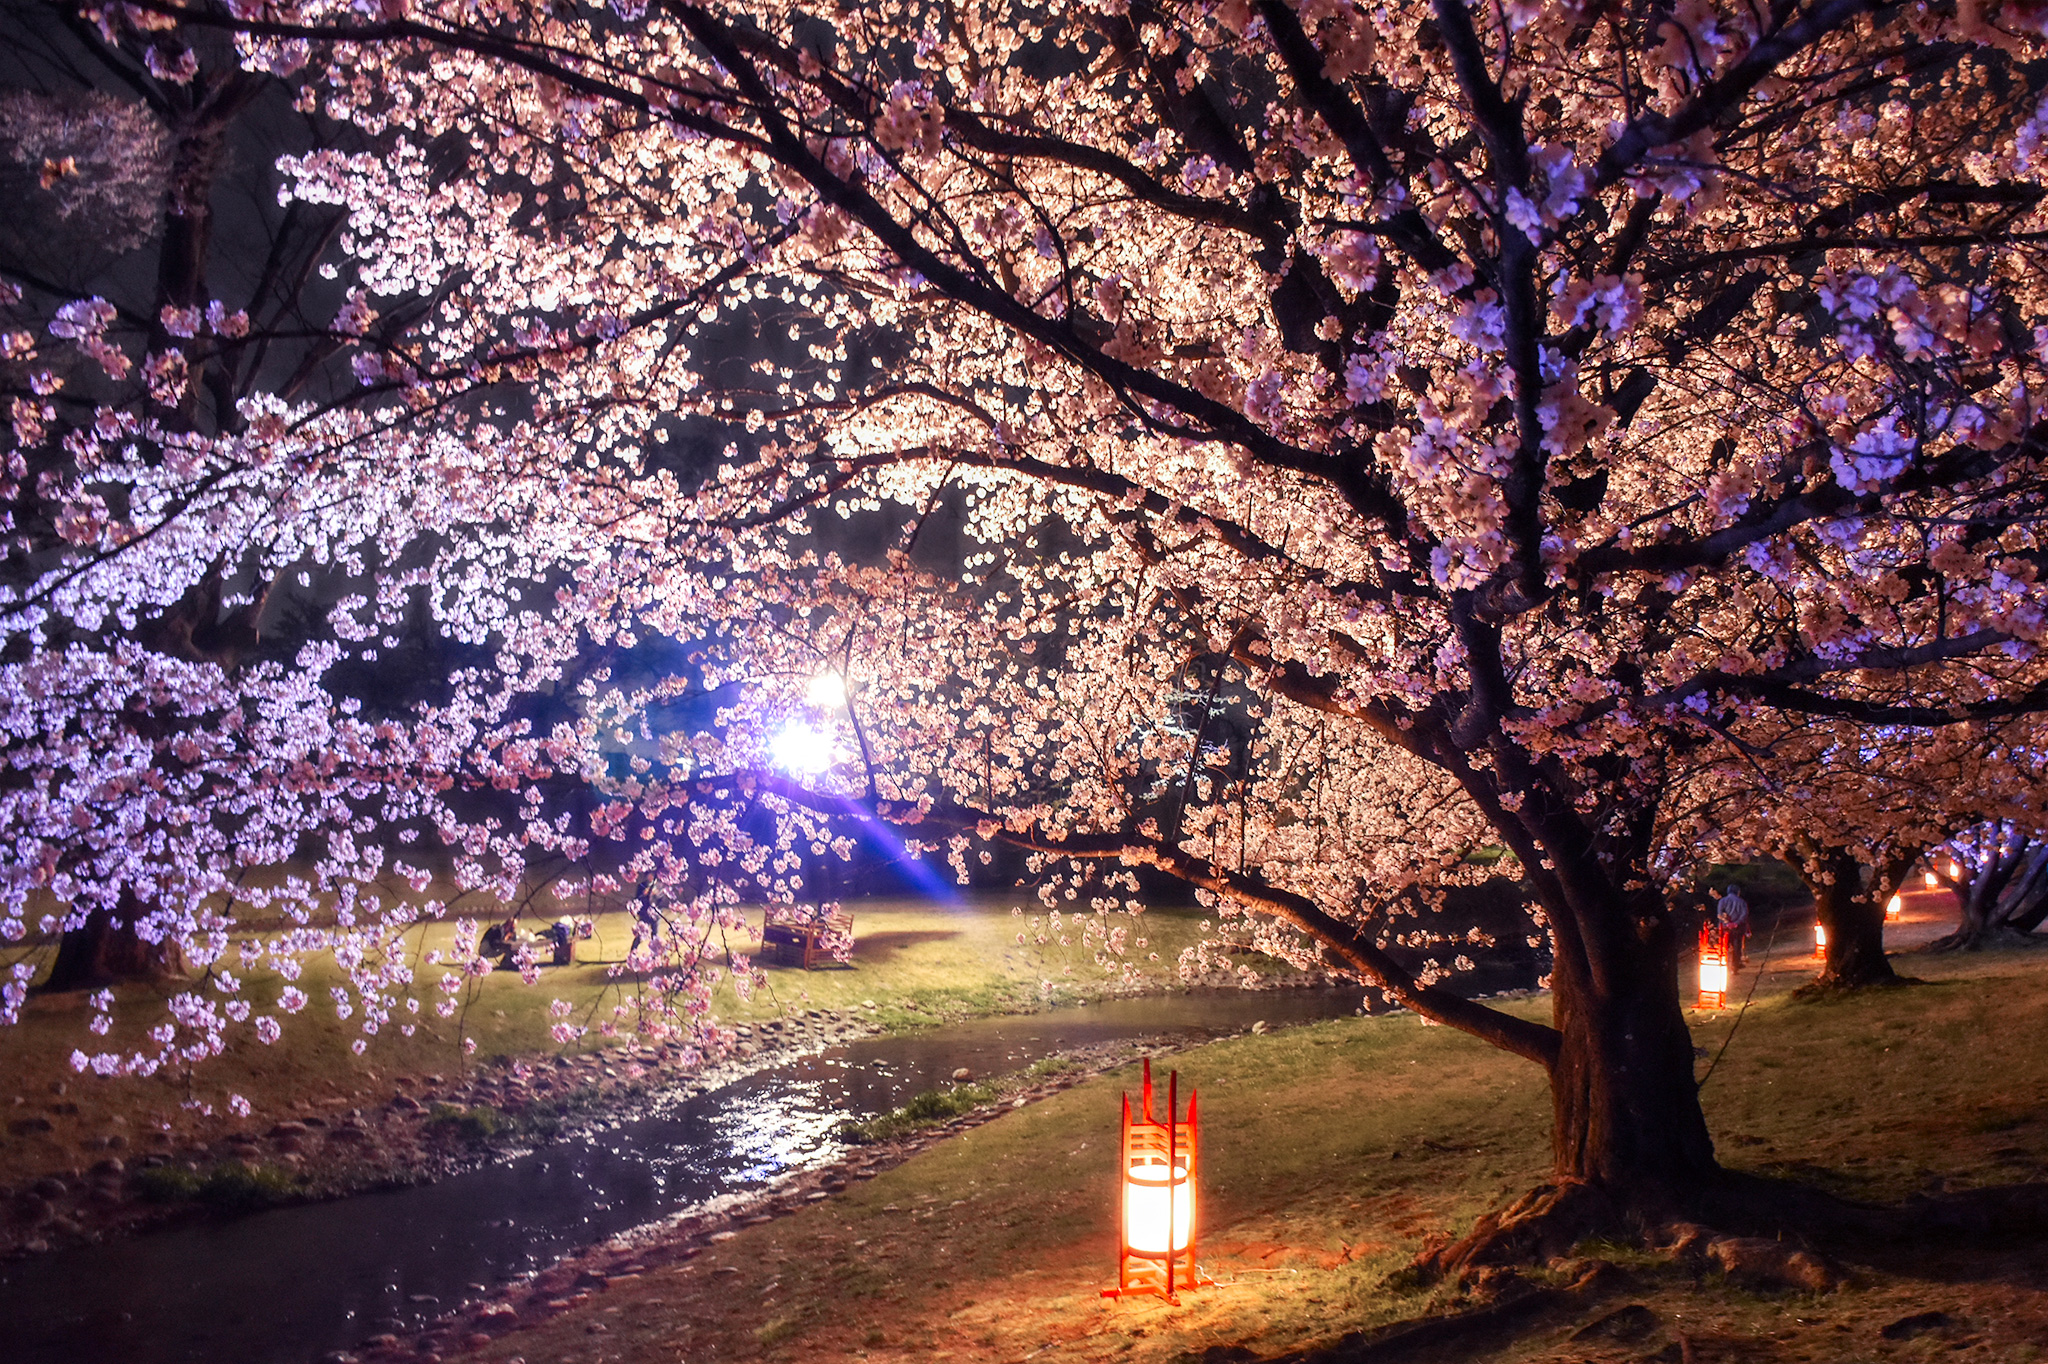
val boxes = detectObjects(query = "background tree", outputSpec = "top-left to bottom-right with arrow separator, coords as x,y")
1930,814 -> 2048,949
1667,716 -> 2042,988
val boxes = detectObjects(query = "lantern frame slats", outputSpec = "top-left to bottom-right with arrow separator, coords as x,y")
1105,1058 -> 1199,1303
1696,925 -> 1728,1009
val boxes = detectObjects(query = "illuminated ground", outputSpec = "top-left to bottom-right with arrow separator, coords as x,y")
455,889 -> 2048,1364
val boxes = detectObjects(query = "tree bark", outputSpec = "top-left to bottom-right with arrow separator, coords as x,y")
1796,844 -> 1901,989
1546,889 -> 1718,1196
1929,834 -> 2041,951
44,896 -> 187,991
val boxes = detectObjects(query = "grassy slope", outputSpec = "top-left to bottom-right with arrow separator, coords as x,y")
465,942 -> 2048,1364
0,893 -> 1222,1186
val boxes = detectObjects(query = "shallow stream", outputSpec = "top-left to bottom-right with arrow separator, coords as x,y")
1,986 -> 1368,1364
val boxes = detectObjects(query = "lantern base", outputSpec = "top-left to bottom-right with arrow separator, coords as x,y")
1102,1255 -> 1210,1304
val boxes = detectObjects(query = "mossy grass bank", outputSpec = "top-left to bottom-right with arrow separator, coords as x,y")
0,891 -> 1229,1202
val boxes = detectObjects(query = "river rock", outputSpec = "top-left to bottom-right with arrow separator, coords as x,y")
951,1068 -> 974,1081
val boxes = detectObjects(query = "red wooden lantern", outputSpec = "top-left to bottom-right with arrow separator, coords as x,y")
1104,1058 -> 1199,1303
1697,925 -> 1728,1008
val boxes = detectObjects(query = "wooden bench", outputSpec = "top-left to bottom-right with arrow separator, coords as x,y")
760,907 -> 853,970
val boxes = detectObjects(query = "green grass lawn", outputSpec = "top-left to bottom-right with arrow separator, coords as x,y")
462,941 -> 2048,1364
0,890 -> 1229,1184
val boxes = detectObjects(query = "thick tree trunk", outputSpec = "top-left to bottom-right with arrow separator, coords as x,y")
1421,870 -> 1719,1275
2005,847 -> 2048,933
1798,846 -> 1900,989
1929,836 -> 2039,951
1548,915 -> 1717,1196
44,898 -> 187,991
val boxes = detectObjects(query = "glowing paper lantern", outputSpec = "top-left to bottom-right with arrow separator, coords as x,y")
1923,871 -> 1938,889
1813,920 -> 1828,959
1104,1058 -> 1199,1303
1887,893 -> 1904,920
1697,926 -> 1729,1009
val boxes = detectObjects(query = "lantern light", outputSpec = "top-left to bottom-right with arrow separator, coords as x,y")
1886,893 -> 1903,920
1813,920 -> 1827,959
1948,859 -> 1962,878
1923,870 -> 1938,889
1697,926 -> 1729,1008
1104,1058 -> 1201,1303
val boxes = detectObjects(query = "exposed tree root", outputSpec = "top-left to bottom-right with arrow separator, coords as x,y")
1922,926 -> 2047,954
1790,972 -> 1921,1000
1199,1175 -> 2048,1364
1409,1168 -> 2048,1295
1410,1179 -> 1640,1279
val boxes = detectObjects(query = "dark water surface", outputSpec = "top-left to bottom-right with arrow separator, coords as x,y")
1,987 -> 1366,1364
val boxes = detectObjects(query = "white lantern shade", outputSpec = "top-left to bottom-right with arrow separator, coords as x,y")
1698,954 -> 1728,997
1886,894 -> 1903,918
1814,922 -> 1827,948
1123,1157 -> 1193,1255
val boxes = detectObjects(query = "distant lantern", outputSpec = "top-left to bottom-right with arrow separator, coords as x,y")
1887,893 -> 1904,920
1697,926 -> 1729,1009
1948,859 -> 1962,878
1104,1058 -> 1199,1303
1813,920 -> 1828,959
1923,870 -> 1939,889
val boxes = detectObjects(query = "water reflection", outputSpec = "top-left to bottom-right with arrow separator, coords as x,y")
0,986 -> 1364,1364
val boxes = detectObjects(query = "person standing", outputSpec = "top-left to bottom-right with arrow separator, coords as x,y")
1717,885 -> 1751,971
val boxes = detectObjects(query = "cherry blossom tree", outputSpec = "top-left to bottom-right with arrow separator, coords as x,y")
13,0 -> 2048,1253
1666,715 -> 2043,989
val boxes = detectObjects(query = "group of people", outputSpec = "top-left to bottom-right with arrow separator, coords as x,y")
479,915 -> 590,966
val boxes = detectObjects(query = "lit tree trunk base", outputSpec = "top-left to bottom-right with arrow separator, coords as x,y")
1415,1169 -> 1883,1286
1418,971 -> 1721,1277
1924,841 -> 2048,953
1923,923 -> 2043,953
42,904 -> 188,992
1414,1178 -> 1638,1278
1796,883 -> 1906,993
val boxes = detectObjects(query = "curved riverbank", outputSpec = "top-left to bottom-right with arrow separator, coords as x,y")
0,984 -> 1375,1364
0,964 -> 1362,1264
0,895 -> 1252,1259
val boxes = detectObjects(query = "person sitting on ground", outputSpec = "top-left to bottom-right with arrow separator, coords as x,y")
1717,884 -> 1752,971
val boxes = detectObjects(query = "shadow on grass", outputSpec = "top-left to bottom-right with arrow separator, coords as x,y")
843,928 -> 963,961
1697,1168 -> 2048,1278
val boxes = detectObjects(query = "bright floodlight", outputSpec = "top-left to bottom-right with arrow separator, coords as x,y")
770,721 -> 834,774
806,671 -> 847,708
